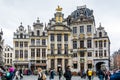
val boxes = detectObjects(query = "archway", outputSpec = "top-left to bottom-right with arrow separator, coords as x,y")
96,62 -> 105,71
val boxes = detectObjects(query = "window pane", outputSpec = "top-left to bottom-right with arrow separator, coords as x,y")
73,27 -> 77,34
87,25 -> 91,32
80,26 -> 84,33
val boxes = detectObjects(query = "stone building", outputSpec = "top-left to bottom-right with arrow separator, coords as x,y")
3,44 -> 13,67
13,5 -> 110,72
112,50 -> 120,69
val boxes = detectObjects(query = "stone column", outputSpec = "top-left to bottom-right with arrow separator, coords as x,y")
55,58 -> 57,71
62,59 -> 65,72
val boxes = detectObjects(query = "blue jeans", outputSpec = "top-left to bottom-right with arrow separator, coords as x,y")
99,75 -> 104,80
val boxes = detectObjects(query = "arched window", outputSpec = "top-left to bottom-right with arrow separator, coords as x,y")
99,32 -> 102,37
37,30 -> 40,36
20,33 -> 23,38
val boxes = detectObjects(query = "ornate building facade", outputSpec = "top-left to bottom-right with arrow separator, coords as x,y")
13,5 -> 110,72
3,44 -> 13,67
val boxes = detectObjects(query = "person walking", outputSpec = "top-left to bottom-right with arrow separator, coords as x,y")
87,69 -> 93,80
38,68 -> 46,80
19,68 -> 23,79
58,68 -> 63,80
98,69 -> 105,80
64,66 -> 72,80
49,68 -> 55,80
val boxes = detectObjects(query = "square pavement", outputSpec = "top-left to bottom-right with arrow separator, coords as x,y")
19,75 -> 99,80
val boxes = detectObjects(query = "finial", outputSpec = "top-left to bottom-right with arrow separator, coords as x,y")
99,23 -> 102,27
20,22 -> 22,25
37,17 -> 40,23
56,5 -> 62,12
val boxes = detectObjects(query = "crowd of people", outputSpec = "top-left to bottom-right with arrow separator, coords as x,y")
0,65 -> 120,80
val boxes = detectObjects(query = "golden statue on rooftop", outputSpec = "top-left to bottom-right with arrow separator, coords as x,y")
56,5 -> 62,12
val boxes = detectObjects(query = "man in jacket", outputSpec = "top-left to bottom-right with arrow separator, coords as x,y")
64,66 -> 72,80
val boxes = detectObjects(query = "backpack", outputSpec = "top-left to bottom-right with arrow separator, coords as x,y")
88,70 -> 92,76
6,72 -> 11,78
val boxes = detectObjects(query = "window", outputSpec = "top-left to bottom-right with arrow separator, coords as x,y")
80,40 -> 84,48
31,39 -> 35,45
95,41 -> 98,48
73,27 -> 77,34
20,42 -> 23,48
87,40 -> 92,48
42,39 -> 46,45
15,50 -> 19,58
10,59 -> 12,64
24,50 -> 28,58
87,25 -> 91,32
36,39 -> 40,45
7,59 -> 9,63
65,59 -> 68,69
5,53 -> 6,57
15,41 -> 19,47
50,34 -> 54,41
57,59 -> 62,65
20,33 -> 23,38
36,49 -> 40,57
31,49 -> 35,58
73,64 -> 77,69
51,59 -> 55,69
57,44 -> 61,54
88,52 -> 92,57
24,42 -> 28,47
104,40 -> 106,47
43,32 -> 45,36
64,34 -> 68,41
99,40 -> 103,48
99,32 -> 102,37
10,53 -> 12,57
7,53 -> 9,57
73,41 -> 77,49
51,44 -> 54,54
20,50 -> 23,58
80,26 -> 84,33
37,30 -> 40,36
104,50 -> 107,57
42,60 -> 46,63
99,50 -> 103,57
88,64 -> 92,69
42,48 -> 46,57
73,53 -> 77,57
95,51 -> 98,57
64,44 -> 68,54
57,34 -> 62,41
80,51 -> 84,57
31,32 -> 34,36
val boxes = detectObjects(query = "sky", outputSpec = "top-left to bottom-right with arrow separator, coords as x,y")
0,0 -> 120,55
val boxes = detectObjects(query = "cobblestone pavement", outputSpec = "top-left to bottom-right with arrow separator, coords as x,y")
20,75 -> 99,80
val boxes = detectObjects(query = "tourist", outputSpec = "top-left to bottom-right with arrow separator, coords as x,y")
38,68 -> 46,80
87,69 -> 93,80
64,66 -> 72,80
58,68 -> 63,80
49,68 -> 55,80
19,68 -> 23,79
98,69 -> 105,80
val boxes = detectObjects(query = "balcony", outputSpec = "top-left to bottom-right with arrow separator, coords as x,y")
77,47 -> 87,52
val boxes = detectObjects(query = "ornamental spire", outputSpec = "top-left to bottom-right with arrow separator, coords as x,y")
56,5 -> 62,12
